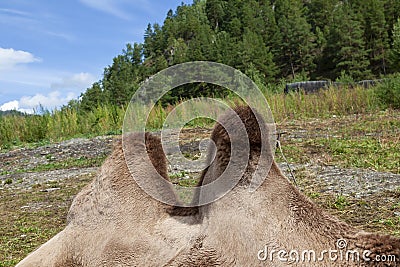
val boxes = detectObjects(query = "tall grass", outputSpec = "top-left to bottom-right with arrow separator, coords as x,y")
0,105 -> 125,149
268,85 -> 380,122
0,85 -> 386,150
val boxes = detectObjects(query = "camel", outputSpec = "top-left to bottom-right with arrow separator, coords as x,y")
16,106 -> 399,266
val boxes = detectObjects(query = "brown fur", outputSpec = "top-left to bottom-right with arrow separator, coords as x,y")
16,132 -> 201,266
183,106 -> 400,266
16,106 -> 399,266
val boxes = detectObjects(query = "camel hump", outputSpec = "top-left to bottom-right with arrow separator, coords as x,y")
211,105 -> 269,151
122,132 -> 169,181
144,132 -> 169,180
196,105 -> 274,195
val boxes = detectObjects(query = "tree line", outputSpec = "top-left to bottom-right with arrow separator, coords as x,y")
74,0 -> 400,111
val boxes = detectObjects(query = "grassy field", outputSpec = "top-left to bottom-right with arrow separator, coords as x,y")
1,84 -> 400,265
0,173 -> 95,266
1,110 -> 400,265
274,110 -> 400,237
275,110 -> 400,174
0,84 -> 384,151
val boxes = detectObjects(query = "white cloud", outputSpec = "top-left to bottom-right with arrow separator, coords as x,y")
0,71 -> 97,113
0,9 -> 74,42
51,72 -> 96,90
0,100 -> 19,111
0,91 -> 77,113
0,47 -> 41,70
79,0 -> 132,20
43,31 -> 75,42
20,91 -> 76,110
0,100 -> 34,114
0,8 -> 32,17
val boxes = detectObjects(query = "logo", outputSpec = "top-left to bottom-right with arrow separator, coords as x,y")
122,61 -> 276,206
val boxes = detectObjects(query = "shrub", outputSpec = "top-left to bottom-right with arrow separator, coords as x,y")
375,74 -> 400,109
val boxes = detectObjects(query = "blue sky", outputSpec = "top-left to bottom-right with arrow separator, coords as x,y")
0,0 -> 192,113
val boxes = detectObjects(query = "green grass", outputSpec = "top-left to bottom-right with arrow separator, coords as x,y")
275,110 -> 400,174
267,85 -> 380,123
1,156 -> 107,176
169,170 -> 190,180
170,171 -> 199,188
317,137 -> 400,173
378,218 -> 400,227
0,173 -> 94,266
306,192 -> 321,199
0,105 -> 125,151
175,178 -> 198,187
332,195 -> 350,210
30,156 -> 107,172
0,83 -> 388,151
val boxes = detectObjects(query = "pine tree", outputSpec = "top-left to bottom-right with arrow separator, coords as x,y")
80,82 -> 104,112
102,54 -> 139,106
384,0 -> 400,43
305,0 -> 336,32
390,18 -> 400,72
163,9 -> 178,45
359,0 -> 389,76
258,0 -> 279,48
327,2 -> 371,80
222,0 -> 242,36
123,43 -> 143,67
143,23 -> 155,59
313,26 -> 328,79
186,2 -> 214,61
274,0 -> 316,79
166,38 -> 188,65
239,29 -> 277,82
205,0 -> 226,31
241,0 -> 264,34
214,31 -> 240,66
77,0 -> 400,110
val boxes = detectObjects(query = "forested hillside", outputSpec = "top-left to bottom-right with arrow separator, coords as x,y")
75,0 -> 400,110
0,110 -> 25,117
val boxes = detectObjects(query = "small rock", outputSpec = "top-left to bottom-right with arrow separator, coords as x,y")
394,211 -> 400,217
41,187 -> 61,192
